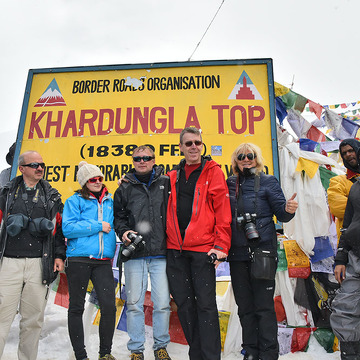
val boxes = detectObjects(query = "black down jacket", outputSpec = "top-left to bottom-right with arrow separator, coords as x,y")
114,166 -> 169,258
226,172 -> 295,262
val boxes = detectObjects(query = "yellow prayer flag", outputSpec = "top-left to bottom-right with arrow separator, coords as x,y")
274,82 -> 290,97
296,158 -> 319,179
216,281 -> 230,297
86,280 -> 94,293
93,298 -> 125,326
283,240 -> 310,268
93,309 -> 101,326
219,311 -> 230,351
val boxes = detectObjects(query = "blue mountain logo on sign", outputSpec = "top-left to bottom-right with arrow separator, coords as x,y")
228,71 -> 263,100
34,78 -> 66,107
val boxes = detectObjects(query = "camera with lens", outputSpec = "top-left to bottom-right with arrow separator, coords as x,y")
207,253 -> 226,264
236,213 -> 260,241
207,253 -> 218,264
121,232 -> 145,260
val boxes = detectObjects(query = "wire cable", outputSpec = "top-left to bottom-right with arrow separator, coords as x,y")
188,0 -> 226,61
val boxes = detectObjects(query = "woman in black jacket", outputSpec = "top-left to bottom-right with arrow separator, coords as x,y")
226,143 -> 297,360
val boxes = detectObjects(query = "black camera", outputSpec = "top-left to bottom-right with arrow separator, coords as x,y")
121,232 -> 145,259
207,253 -> 226,264
236,213 -> 260,241
207,253 -> 218,264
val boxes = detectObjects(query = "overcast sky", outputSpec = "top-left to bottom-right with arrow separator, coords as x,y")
1,0 -> 359,140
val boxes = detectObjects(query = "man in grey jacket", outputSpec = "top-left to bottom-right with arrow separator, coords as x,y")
114,146 -> 171,360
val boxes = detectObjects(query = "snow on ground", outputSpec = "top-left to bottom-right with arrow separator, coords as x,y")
2,291 -> 341,360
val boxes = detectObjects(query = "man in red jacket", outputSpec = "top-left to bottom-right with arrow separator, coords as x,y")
166,127 -> 232,360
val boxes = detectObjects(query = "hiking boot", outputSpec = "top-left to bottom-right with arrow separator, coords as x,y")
154,347 -> 172,360
99,355 -> 117,360
244,353 -> 259,360
130,353 -> 144,360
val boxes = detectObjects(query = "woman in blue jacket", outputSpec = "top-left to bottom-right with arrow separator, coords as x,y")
227,143 -> 297,360
62,161 -> 117,360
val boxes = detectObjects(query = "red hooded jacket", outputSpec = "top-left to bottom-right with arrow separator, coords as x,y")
166,157 -> 232,254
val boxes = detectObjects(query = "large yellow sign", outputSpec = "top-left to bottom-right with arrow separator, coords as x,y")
14,60 -> 278,199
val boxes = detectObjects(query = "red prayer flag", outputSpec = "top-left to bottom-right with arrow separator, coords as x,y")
291,327 -> 316,352
274,296 -> 287,322
307,100 -> 323,119
306,125 -> 326,143
144,292 -> 187,344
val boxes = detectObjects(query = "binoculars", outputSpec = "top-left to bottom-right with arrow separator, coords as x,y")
6,214 -> 54,237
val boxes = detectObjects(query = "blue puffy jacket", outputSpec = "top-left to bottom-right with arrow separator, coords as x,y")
227,172 -> 294,261
63,191 -> 116,259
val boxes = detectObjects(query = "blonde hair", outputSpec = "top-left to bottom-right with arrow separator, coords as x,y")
133,145 -> 155,158
231,143 -> 264,176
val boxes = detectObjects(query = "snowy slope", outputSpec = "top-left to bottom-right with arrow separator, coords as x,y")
2,290 -> 341,360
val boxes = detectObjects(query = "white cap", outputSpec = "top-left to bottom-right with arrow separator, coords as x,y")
76,161 -> 104,187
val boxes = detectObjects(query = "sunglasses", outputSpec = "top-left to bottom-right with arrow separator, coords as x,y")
237,153 -> 256,161
88,177 -> 103,183
132,156 -> 154,162
22,162 -> 45,169
183,140 -> 202,147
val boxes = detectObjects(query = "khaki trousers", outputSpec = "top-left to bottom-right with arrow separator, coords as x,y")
0,257 -> 48,360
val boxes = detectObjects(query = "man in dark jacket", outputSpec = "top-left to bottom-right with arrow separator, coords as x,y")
330,144 -> 360,360
114,146 -> 171,360
166,127 -> 232,360
0,150 -> 65,360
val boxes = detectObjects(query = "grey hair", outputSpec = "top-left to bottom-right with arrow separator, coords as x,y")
179,127 -> 202,144
18,151 -> 40,166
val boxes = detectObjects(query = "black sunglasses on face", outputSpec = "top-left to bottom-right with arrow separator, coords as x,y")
22,162 -> 45,169
132,156 -> 154,162
184,140 -> 202,147
237,153 -> 256,161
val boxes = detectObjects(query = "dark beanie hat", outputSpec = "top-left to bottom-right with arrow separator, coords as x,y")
6,143 -> 16,166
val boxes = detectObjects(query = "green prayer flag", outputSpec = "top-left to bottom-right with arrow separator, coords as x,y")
318,166 -> 337,190
313,328 -> 336,353
294,94 -> 308,113
277,241 -> 288,272
281,90 -> 298,109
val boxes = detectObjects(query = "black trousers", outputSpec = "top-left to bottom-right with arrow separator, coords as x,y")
66,259 -> 116,360
229,261 -> 279,360
166,249 -> 221,360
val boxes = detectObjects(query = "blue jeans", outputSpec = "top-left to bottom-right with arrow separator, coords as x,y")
124,257 -> 170,352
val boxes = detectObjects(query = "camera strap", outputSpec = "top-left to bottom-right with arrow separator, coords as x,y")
11,183 -> 44,220
235,174 -> 260,219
